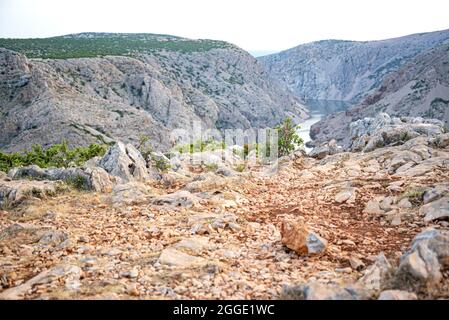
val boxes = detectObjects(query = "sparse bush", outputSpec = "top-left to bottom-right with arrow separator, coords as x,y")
66,174 -> 90,190
174,138 -> 225,154
234,163 -> 246,172
203,163 -> 219,171
137,135 -> 153,160
154,157 -> 171,172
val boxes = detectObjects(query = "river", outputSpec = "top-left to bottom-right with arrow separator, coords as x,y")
297,100 -> 352,152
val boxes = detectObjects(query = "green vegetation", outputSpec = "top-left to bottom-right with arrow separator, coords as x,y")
399,186 -> 427,205
203,163 -> 219,172
174,138 -> 226,154
154,157 -> 171,173
137,135 -> 171,172
66,174 -> 91,191
137,135 -> 153,160
276,117 -> 303,156
0,33 -> 231,59
0,141 -> 107,173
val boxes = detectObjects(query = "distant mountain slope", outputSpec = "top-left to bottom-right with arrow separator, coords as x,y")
0,33 -> 307,152
259,29 -> 449,103
310,42 -> 449,146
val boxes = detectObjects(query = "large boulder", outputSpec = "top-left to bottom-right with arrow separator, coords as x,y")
357,252 -> 393,292
309,139 -> 341,159
393,229 -> 449,291
99,142 -> 151,183
7,164 -> 113,192
420,197 -> 449,222
0,180 -> 65,207
111,182 -> 153,206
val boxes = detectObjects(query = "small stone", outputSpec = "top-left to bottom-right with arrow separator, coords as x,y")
391,215 -> 402,226
126,283 -> 140,296
363,200 -> 384,214
280,220 -> 327,255
335,188 -> 356,204
398,198 -> 412,209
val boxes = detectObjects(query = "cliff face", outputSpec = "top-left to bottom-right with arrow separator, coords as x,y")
259,29 -> 449,103
0,33 -> 307,152
310,43 -> 449,147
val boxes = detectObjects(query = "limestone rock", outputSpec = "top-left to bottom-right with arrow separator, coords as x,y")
363,200 -> 384,214
111,182 -> 153,206
0,264 -> 81,300
0,179 -> 64,207
151,190 -> 198,208
358,252 -> 393,291
423,184 -> 449,204
378,290 -> 417,300
335,188 -> 356,204
281,282 -> 369,300
158,247 -> 207,268
394,229 -> 449,290
280,220 -> 327,255
420,197 -> 449,222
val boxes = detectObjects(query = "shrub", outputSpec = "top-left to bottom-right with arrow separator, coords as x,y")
174,138 -> 225,154
0,141 -> 107,173
154,157 -> 171,172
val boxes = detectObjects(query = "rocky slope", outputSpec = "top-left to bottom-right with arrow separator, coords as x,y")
0,33 -> 307,153
0,114 -> 448,300
259,29 -> 449,102
310,43 -> 449,146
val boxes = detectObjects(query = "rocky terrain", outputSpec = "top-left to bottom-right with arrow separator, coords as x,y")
0,114 -> 448,300
0,33 -> 307,153
259,29 -> 449,103
310,42 -> 449,146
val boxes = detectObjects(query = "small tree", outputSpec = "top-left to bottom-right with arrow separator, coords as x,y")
276,118 -> 303,156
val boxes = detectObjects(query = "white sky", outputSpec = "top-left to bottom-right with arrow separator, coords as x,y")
1,0 -> 449,55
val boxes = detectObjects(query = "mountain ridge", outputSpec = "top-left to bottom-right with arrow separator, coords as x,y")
0,33 -> 307,152
259,28 -> 449,103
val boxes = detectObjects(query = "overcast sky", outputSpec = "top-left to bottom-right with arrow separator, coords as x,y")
1,0 -> 449,55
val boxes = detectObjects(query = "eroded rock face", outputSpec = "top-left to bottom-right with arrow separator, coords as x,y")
0,40 -> 308,153
307,41 -> 449,147
259,30 -> 449,103
280,220 -> 327,255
